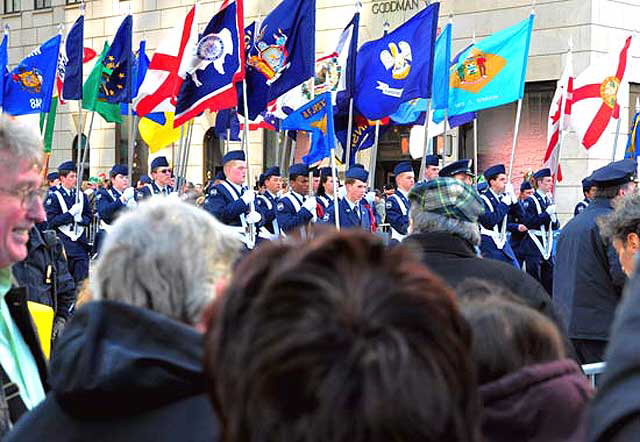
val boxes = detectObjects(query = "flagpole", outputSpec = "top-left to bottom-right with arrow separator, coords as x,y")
473,116 -> 478,179
242,78 -> 257,248
368,120 -> 381,189
612,116 -> 622,161
175,124 -> 185,189
345,98 -> 354,169
507,98 -> 523,182
127,102 -> 135,184
553,39 -> 572,198
418,99 -> 433,180
442,108 -> 449,158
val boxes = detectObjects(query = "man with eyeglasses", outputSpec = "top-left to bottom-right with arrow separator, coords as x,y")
138,156 -> 173,199
0,116 -> 49,435
45,161 -> 92,285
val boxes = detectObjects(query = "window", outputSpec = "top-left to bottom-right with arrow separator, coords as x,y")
4,0 -> 20,13
72,134 -> 90,181
66,0 -> 81,4
34,0 -> 49,9
115,117 -> 148,181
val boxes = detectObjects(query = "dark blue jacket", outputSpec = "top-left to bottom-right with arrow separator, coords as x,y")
95,187 -> 126,225
553,198 -> 626,340
45,187 -> 92,250
520,191 -> 560,260
275,192 -> 313,233
573,198 -> 590,216
256,191 -> 279,236
326,198 -> 375,230
202,180 -> 249,227
478,190 -> 521,266
137,182 -> 172,200
6,301 -> 219,442
385,191 -> 410,235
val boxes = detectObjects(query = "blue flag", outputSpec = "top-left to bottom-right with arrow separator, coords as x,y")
354,3 -> 439,121
100,15 -> 133,104
281,92 -> 335,165
337,118 -> 386,165
120,40 -> 150,115
215,108 -> 241,141
390,98 -> 427,125
0,34 -> 7,109
62,15 -> 84,100
175,0 -> 245,127
625,111 -> 640,160
241,0 -> 316,120
4,34 -> 61,116
448,15 -> 534,116
432,23 -> 452,111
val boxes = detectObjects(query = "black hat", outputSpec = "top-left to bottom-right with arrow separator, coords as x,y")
439,159 -> 473,178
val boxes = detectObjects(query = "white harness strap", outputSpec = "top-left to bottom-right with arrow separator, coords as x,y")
257,194 -> 281,240
389,193 -> 408,242
479,194 -> 508,249
526,195 -> 553,260
282,192 -> 306,238
219,180 -> 254,246
53,191 -> 85,241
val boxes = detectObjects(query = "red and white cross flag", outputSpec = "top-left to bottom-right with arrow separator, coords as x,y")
545,48 -> 574,183
571,36 -> 632,150
133,4 -> 199,118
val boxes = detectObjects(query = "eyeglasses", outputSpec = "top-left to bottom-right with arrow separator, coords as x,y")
158,168 -> 172,174
0,187 -> 48,208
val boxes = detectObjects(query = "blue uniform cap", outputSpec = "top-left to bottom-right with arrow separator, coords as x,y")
263,166 -> 281,179
424,155 -> 439,167
58,161 -> 76,173
222,150 -> 245,165
483,164 -> 506,180
439,159 -> 473,178
320,167 -> 333,177
47,172 -> 59,181
532,168 -> 552,180
258,173 -> 266,187
582,177 -> 594,191
110,164 -> 128,177
393,161 -> 413,176
289,163 -> 309,178
590,159 -> 638,187
520,181 -> 533,192
150,156 -> 170,170
345,166 -> 369,183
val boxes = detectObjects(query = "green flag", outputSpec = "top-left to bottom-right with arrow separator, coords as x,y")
39,98 -> 58,153
83,42 -> 122,123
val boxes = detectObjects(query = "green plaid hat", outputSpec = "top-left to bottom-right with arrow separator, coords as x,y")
409,177 -> 484,223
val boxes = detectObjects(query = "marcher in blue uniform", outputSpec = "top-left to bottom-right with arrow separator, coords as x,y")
326,166 -> 376,231
418,154 -> 440,184
316,166 -> 338,219
95,165 -> 137,254
508,181 -> 533,267
45,161 -> 93,285
203,150 -> 260,247
385,162 -> 414,243
573,176 -> 596,216
553,159 -> 637,364
137,156 -> 173,199
478,164 -> 522,268
255,166 -> 282,243
276,163 -> 317,236
46,172 -> 60,192
439,158 -> 474,185
520,168 -> 560,295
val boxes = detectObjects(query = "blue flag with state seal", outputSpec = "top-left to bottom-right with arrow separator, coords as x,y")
4,34 -> 61,115
354,3 -> 439,121
281,92 -> 335,165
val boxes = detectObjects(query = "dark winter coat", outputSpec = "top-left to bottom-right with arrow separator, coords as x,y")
480,359 -> 592,442
553,198 -> 626,341
6,301 -> 219,442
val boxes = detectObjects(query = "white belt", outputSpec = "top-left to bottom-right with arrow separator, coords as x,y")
480,226 -> 507,249
99,220 -> 113,233
390,226 -> 406,242
258,230 -> 281,241
527,228 -> 553,260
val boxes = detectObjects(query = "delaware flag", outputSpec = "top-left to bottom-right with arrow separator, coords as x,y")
4,34 -> 61,116
139,112 -> 181,153
625,110 -> 640,160
448,15 -> 534,116
281,92 -> 335,165
354,3 -> 439,121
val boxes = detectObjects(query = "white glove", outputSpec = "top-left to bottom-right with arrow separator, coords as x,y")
121,187 -> 135,202
505,183 -> 515,196
302,196 -> 317,212
126,198 -> 138,209
74,212 -> 83,223
546,204 -> 557,215
365,191 -> 376,204
501,192 -> 515,206
241,190 -> 256,205
68,203 -> 82,217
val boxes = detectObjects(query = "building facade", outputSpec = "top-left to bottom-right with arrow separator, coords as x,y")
2,0 -> 639,219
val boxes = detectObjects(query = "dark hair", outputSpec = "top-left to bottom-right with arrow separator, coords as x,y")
344,177 -> 356,186
599,193 -> 640,245
204,231 -> 480,442
458,281 -> 565,385
595,181 -> 635,200
59,170 -> 73,178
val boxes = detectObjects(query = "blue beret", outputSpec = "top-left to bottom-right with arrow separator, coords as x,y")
483,164 -> 506,179
476,182 -> 488,193
110,164 -> 128,177
140,175 -> 152,184
439,159 -> 473,178
590,159 -> 638,187
520,181 -> 533,192
223,150 -> 246,164
533,168 -> 552,180
47,172 -> 59,181
151,156 -> 170,170
320,167 -> 333,177
346,166 -> 369,183
393,161 -> 413,176
289,163 -> 308,177
58,161 -> 76,173
263,166 -> 281,179
424,155 -> 439,167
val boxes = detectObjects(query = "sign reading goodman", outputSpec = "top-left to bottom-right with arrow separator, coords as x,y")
371,0 -> 421,15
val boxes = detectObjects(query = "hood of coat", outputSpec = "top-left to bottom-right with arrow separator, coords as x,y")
49,300 -> 207,418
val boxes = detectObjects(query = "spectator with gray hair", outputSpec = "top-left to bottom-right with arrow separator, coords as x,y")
599,193 -> 640,277
403,177 -> 560,325
7,198 -> 242,442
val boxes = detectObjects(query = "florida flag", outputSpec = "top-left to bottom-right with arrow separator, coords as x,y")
133,5 -> 199,118
544,48 -> 573,183
571,36 -> 632,150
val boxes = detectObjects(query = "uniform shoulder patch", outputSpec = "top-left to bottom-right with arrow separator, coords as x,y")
385,200 -> 393,209
210,188 -> 217,196
46,197 -> 52,206
96,193 -> 102,200
277,202 -> 285,212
